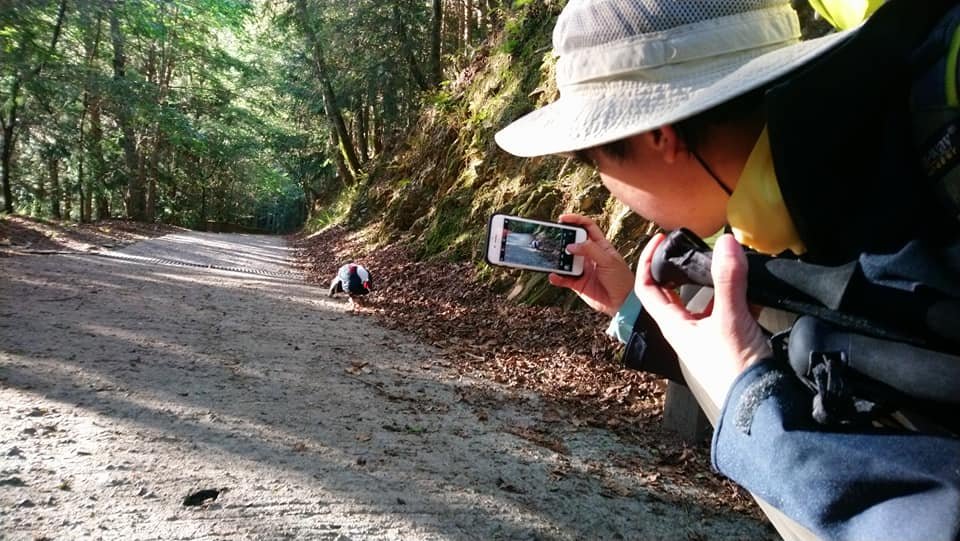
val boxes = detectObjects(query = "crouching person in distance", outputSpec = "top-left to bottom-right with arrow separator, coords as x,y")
329,263 -> 373,309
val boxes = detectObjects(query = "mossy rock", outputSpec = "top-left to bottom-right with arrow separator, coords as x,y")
519,186 -> 560,220
609,210 -> 656,264
577,184 -> 610,214
385,182 -> 435,231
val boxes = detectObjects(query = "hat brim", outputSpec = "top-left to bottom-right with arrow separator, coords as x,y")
495,29 -> 855,158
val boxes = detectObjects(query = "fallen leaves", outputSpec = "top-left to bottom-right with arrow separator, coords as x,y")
0,216 -> 180,254
345,361 -> 372,375
293,223 -> 662,429
291,224 -> 762,521
504,425 -> 568,454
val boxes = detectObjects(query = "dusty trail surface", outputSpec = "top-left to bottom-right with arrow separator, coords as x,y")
0,232 -> 773,540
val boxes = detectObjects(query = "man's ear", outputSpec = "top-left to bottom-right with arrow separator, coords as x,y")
644,125 -> 683,164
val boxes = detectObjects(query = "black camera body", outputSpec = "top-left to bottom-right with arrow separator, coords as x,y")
627,228 -> 960,433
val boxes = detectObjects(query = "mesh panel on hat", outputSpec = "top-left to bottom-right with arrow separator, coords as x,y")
554,0 -> 794,54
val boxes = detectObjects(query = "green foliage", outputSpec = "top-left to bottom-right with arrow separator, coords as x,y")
501,17 -> 525,54
303,183 -> 361,233
0,0 -> 314,228
429,87 -> 459,114
340,0 -> 650,308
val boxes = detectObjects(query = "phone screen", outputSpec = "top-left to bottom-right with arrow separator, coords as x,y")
498,217 -> 580,273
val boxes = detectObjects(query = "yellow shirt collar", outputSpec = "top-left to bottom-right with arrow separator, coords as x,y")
808,0 -> 882,30
726,127 -> 806,256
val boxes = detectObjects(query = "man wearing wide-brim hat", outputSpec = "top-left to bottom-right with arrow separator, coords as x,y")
495,1 -> 960,540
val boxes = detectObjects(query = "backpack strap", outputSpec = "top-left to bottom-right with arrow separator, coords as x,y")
910,4 -> 960,222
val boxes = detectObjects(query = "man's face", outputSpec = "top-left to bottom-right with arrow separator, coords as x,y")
590,134 -> 730,238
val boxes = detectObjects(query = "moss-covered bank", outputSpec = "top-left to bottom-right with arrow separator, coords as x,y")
314,1 -> 656,307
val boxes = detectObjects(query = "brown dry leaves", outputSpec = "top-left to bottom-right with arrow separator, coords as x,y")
293,224 -> 662,428
0,215 -> 181,255
291,224 -> 760,519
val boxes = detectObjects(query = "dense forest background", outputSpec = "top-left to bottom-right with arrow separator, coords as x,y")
1,0 -> 537,232
1,0 -> 827,301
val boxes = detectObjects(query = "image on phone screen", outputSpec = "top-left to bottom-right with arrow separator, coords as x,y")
499,218 -> 579,272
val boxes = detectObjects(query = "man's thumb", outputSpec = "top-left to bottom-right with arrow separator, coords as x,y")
710,234 -> 750,322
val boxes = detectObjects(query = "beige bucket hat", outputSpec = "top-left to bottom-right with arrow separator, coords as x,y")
495,0 -> 857,157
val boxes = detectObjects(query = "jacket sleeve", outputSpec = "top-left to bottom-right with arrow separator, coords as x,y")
712,358 -> 960,541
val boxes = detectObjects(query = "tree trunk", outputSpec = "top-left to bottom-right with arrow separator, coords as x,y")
481,0 -> 497,36
199,184 -> 207,227
145,128 -> 163,222
34,168 -> 46,216
442,0 -> 458,59
78,92 -> 89,223
78,183 -> 87,223
326,84 -> 360,177
366,84 -> 379,158
146,140 -> 159,221
382,81 -> 398,148
466,0 -> 476,44
144,0 -> 174,224
82,180 -> 92,221
1,0 -> 67,213
294,0 -> 362,178
485,0 -> 499,30
329,125 -> 353,185
454,0 -> 463,53
432,0 -> 443,84
87,6 -> 106,220
393,4 -> 429,91
356,98 -> 369,163
89,98 -> 109,219
96,196 -> 110,220
372,90 -> 384,156
48,156 -> 61,219
78,154 -> 87,223
109,0 -> 145,221
78,2 -> 103,223
137,150 -> 147,216
0,98 -> 16,213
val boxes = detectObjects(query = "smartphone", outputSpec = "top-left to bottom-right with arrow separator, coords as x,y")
485,213 -> 587,276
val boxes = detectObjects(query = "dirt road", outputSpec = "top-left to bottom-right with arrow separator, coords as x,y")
0,232 -> 774,540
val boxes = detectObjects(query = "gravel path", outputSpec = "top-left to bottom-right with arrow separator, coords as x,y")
0,232 -> 774,540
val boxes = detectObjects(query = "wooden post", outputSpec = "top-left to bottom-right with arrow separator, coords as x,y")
663,382 -> 711,444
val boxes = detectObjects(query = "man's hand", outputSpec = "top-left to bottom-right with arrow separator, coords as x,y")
547,214 -> 634,316
634,233 -> 771,406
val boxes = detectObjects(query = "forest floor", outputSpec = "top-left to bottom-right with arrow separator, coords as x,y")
0,217 -> 775,540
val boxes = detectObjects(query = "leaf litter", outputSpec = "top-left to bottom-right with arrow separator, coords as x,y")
292,223 -> 762,520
